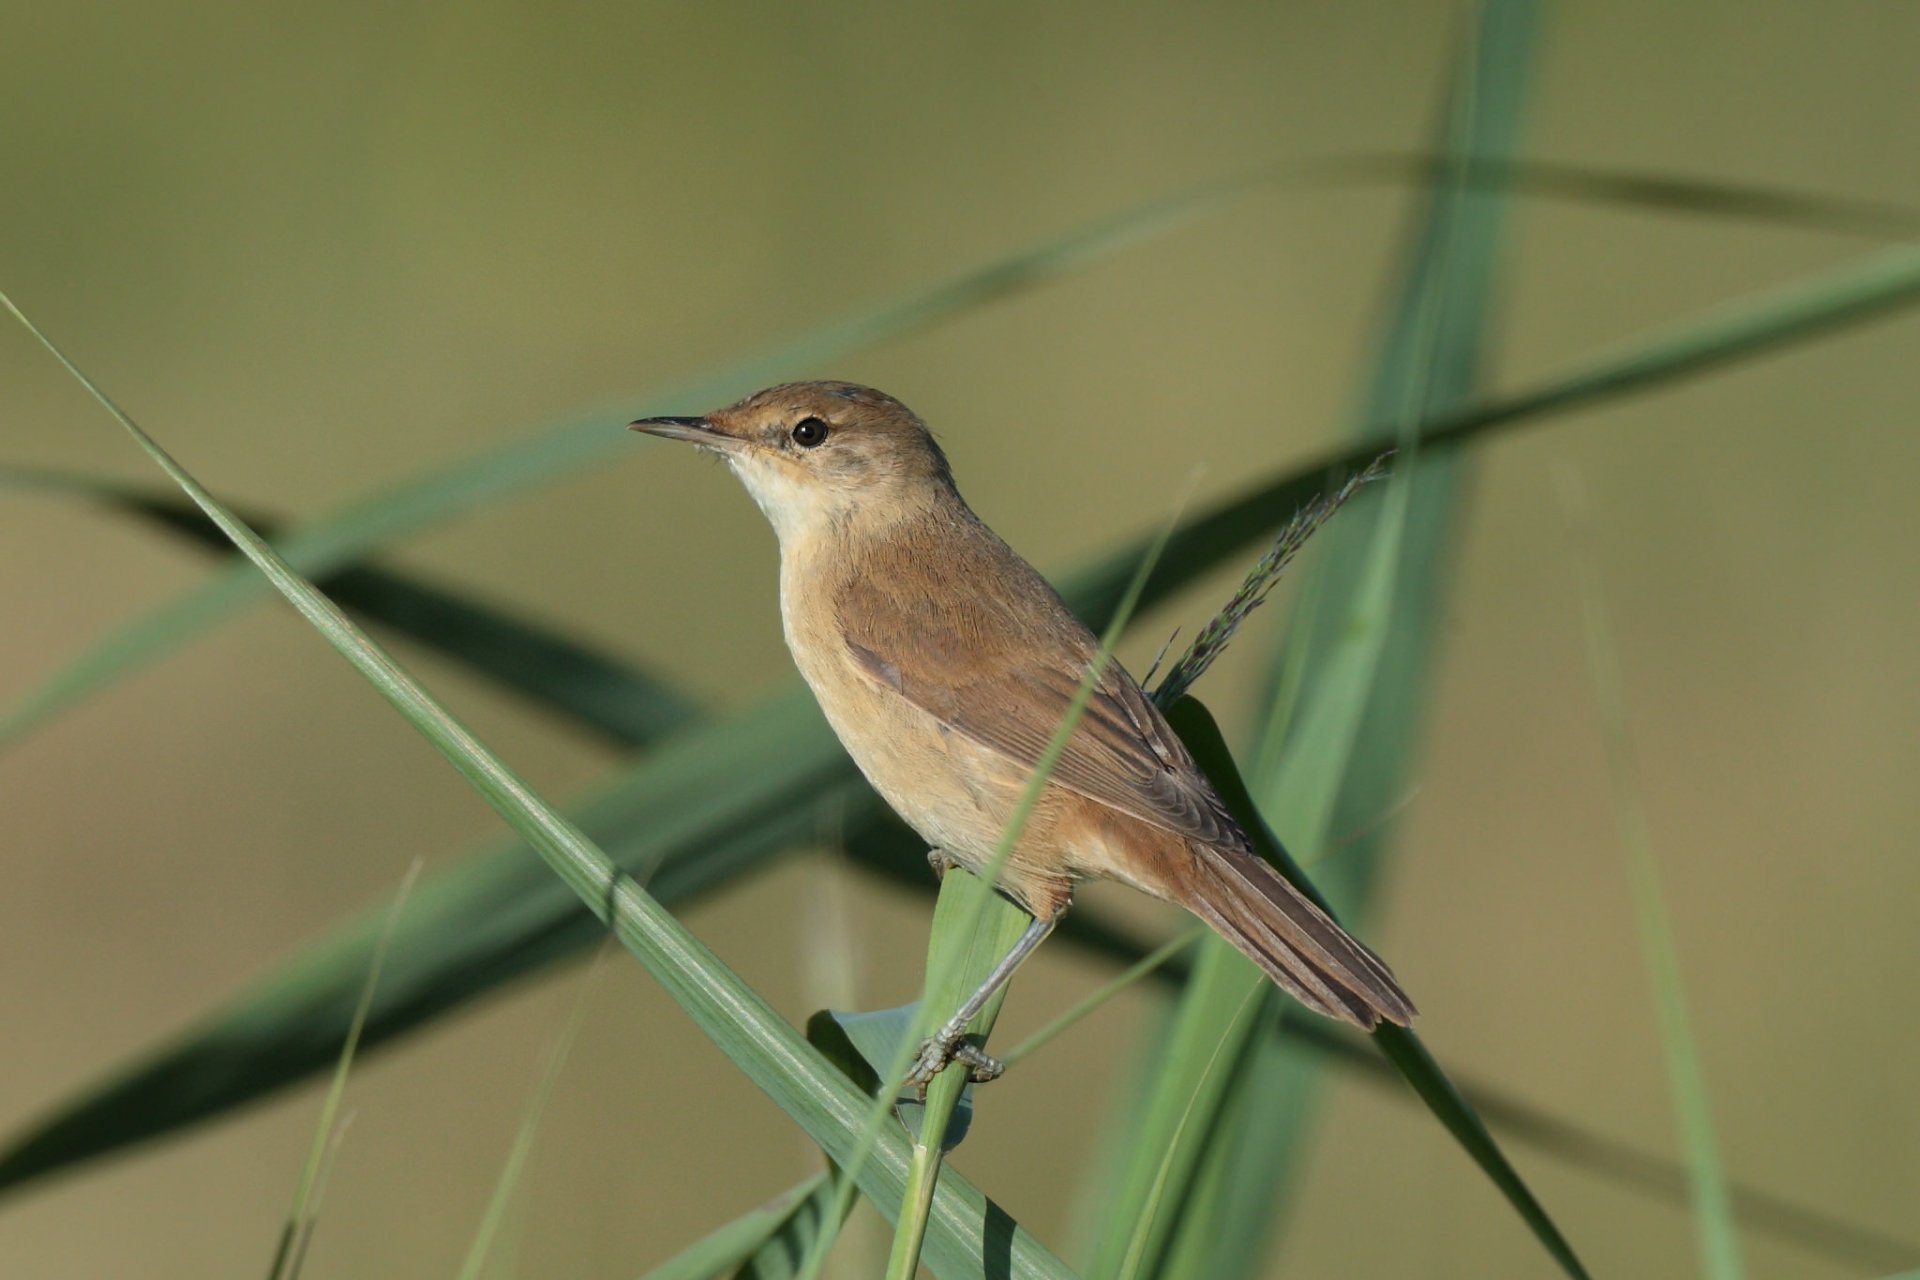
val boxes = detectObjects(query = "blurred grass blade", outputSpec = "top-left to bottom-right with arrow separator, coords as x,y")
632,1172 -> 833,1280
1,467 -> 701,748
12,141 -> 1920,760
17,223 -> 1920,759
1130,6 -> 1545,1277
1051,908 -> 1920,1274
12,222 -> 1920,1202
999,927 -> 1205,1067
1556,465 -> 1745,1279
1186,700 -> 1588,1280
1325,151 -> 1920,240
269,859 -> 419,1280
457,943 -> 606,1280
12,233 -> 1920,1205
0,158 -> 1321,753
1112,985 -> 1263,1280
1,295 -> 1079,1280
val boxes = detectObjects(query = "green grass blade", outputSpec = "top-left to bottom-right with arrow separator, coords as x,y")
13,139 -> 1920,762
632,1173 -> 835,1280
1034,906 -> 1920,1275
1104,7 -> 1541,1276
457,944 -> 606,1280
1321,151 -> 1920,240
999,927 -> 1205,1068
268,859 -> 419,1280
1556,466 -> 1745,1279
1182,700 -> 1589,1280
876,874 -> 1034,1280
0,157 -> 1320,754
2,466 -> 701,747
11,230 -> 1920,1204
1,295 -> 1080,1280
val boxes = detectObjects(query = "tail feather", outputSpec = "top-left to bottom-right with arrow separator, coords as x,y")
1176,843 -> 1416,1030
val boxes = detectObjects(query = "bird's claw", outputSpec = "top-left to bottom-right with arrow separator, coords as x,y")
904,1028 -> 1004,1101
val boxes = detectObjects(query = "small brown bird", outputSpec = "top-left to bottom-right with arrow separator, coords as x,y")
632,382 -> 1413,1089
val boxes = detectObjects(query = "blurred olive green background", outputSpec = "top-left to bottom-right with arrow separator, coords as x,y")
4,2 -> 1918,1276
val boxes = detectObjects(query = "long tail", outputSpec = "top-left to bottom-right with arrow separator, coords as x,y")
1173,842 -> 1416,1029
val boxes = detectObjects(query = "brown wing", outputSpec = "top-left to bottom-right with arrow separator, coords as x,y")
835,529 -> 1246,851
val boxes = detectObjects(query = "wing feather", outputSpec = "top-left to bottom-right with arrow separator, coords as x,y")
837,557 -> 1245,850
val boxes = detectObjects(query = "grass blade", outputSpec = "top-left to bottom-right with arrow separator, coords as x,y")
10,226 -> 1920,1199
0,158 -> 1321,754
1,466 -> 700,747
1322,151 -> 1920,240
456,943 -> 606,1280
12,134 -> 1920,758
1104,7 -> 1545,1276
268,859 -> 419,1280
1044,906 -> 1920,1274
1556,465 -> 1745,1279
1,295 -> 1080,1280
1181,699 -> 1588,1280
879,876 -> 1034,1280
633,1173 -> 835,1280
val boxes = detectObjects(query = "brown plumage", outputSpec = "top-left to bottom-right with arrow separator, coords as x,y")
632,381 -> 1414,1051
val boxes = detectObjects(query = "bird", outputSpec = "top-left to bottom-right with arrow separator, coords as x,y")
631,381 -> 1414,1091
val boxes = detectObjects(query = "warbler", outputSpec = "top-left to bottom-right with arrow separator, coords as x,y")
632,382 -> 1413,1089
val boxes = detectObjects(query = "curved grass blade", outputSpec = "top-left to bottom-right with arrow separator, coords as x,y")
457,944 -> 606,1280
1178,699 -> 1587,1279
1556,465 -> 1744,1279
878,877 -> 1033,1280
268,860 -> 419,1280
633,1173 -> 834,1280
1038,904 -> 1920,1275
12,135 -> 1920,757
1106,9 -> 1546,1276
0,156 -> 1332,754
1322,151 -> 1920,241
10,227 -> 1920,1200
1,467 -> 701,748
1,295 -> 1080,1280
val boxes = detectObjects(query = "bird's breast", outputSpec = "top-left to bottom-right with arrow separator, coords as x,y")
778,556 -> 1017,862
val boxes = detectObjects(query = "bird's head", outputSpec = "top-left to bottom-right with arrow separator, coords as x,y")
631,381 -> 954,540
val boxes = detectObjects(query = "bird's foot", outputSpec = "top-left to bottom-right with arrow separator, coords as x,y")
926,847 -> 962,881
904,1026 -> 1004,1101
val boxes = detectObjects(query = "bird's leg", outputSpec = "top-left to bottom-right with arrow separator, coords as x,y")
905,914 -> 1055,1099
926,847 -> 962,882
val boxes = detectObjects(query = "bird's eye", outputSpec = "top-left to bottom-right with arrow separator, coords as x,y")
791,416 -> 829,448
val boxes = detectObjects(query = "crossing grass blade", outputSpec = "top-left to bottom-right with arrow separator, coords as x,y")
456,944 -> 607,1280
0,157 -> 1341,755
10,137 -> 1920,757
1,294 -> 1082,1280
1,466 -> 701,748
632,1172 -> 835,1280
1028,905 -> 1920,1274
9,224 -> 1920,1200
267,860 -> 419,1280
1092,6 -> 1552,1277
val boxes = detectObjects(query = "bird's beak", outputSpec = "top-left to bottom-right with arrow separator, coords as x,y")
628,415 -> 748,453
